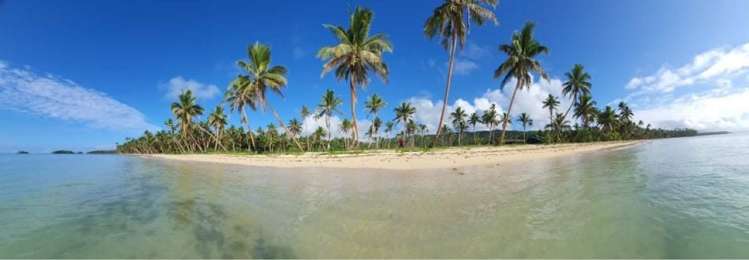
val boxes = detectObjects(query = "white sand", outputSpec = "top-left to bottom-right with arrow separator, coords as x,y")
140,141 -> 642,170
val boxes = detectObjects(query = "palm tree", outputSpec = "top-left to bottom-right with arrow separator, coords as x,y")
288,118 -> 302,147
312,126 -> 327,151
318,7 -> 393,147
547,113 -> 570,142
171,90 -> 204,139
468,112 -> 481,145
316,89 -> 343,150
562,64 -> 592,119
542,94 -> 560,128
207,106 -> 228,150
573,94 -> 597,129
393,102 -> 416,145
365,94 -> 386,148
384,121 -> 395,149
482,104 -> 499,144
425,0 -> 497,143
494,22 -> 549,145
618,101 -> 634,137
340,119 -> 353,149
518,112 -> 533,143
598,106 -> 618,135
418,124 -> 429,148
369,117 -> 383,148
231,42 -> 303,151
450,106 -> 468,145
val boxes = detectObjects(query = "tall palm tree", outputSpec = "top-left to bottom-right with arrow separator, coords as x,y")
232,42 -> 303,151
318,7 -> 393,147
425,0 -> 497,143
518,112 -> 533,143
316,89 -> 343,150
171,90 -> 204,139
207,105 -> 228,150
495,22 -> 549,145
450,106 -> 468,145
393,102 -> 416,144
573,94 -> 597,129
226,63 -> 259,150
562,64 -> 592,119
365,94 -> 386,147
542,94 -> 560,128
482,104 -> 500,144
468,112 -> 481,145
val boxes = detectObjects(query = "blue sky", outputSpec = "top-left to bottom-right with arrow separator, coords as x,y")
2,0 -> 749,152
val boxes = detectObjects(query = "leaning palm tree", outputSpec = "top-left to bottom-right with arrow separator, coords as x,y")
207,106 -> 228,150
316,89 -> 343,150
562,64 -> 592,119
518,112 -> 533,143
365,94 -> 386,147
226,63 -> 259,151
468,112 -> 481,145
393,102 -> 416,144
171,90 -> 204,140
494,22 -> 549,145
425,0 -> 498,143
482,104 -> 500,144
573,94 -> 597,129
232,42 -> 304,151
542,94 -> 560,128
318,7 -> 393,147
451,107 -> 468,145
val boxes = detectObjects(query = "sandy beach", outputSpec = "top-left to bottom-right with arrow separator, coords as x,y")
140,141 -> 643,170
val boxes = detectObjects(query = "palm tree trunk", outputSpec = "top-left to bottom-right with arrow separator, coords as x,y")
523,126 -> 527,144
267,104 -> 305,152
499,81 -> 522,145
241,108 -> 256,151
326,116 -> 332,151
563,93 -> 576,120
349,80 -> 359,148
433,35 -> 459,146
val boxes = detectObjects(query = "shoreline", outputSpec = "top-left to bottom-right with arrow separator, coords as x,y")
139,141 -> 644,170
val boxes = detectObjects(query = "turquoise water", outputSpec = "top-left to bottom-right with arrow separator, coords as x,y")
1,134 -> 748,258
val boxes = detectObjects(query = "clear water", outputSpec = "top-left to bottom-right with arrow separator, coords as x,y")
1,134 -> 748,258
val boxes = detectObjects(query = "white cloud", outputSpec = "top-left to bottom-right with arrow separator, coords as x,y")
627,43 -> 749,93
453,59 -> 479,75
405,77 -> 572,133
624,42 -> 749,131
0,62 -> 156,131
634,88 -> 749,131
163,76 -> 220,100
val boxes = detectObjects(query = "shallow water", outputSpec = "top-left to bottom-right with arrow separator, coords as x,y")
1,134 -> 748,258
